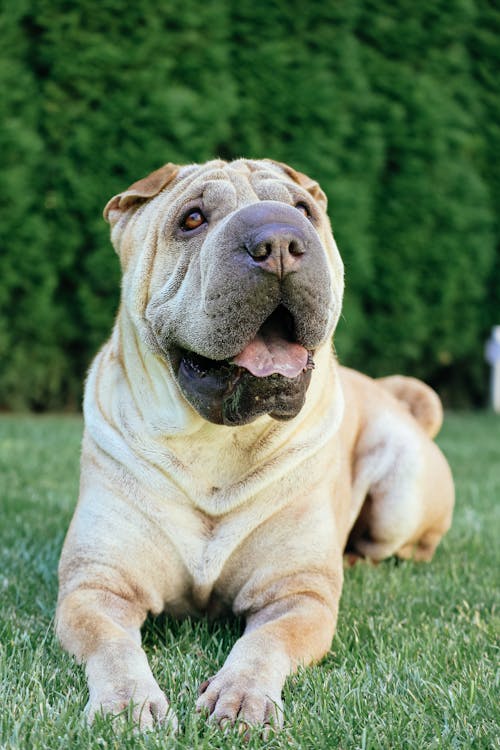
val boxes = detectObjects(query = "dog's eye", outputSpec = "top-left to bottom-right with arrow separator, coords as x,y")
295,202 -> 310,218
181,208 -> 207,232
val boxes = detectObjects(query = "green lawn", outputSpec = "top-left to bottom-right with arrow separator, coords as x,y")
0,413 -> 498,749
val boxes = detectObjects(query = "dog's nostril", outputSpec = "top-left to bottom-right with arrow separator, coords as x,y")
288,240 -> 304,257
247,242 -> 272,260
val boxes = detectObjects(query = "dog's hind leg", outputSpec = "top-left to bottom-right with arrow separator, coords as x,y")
389,528 -> 444,561
348,415 -> 454,563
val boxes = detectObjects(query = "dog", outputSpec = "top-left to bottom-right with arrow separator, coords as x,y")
56,158 -> 454,733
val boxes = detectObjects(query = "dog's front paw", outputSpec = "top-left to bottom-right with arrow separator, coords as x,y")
196,669 -> 283,735
86,679 -> 178,731
84,642 -> 178,731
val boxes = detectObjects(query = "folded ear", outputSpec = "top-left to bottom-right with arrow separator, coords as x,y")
103,162 -> 180,225
266,160 -> 328,211
277,161 -> 328,210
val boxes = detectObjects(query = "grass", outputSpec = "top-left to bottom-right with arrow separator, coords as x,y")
0,412 -> 498,749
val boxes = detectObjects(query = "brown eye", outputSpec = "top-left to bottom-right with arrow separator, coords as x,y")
181,208 -> 206,231
295,202 -> 310,218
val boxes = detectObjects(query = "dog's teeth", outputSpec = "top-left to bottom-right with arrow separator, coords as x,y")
186,358 -> 206,377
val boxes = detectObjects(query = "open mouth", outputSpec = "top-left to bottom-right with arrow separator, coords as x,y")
179,305 -> 315,382
176,305 -> 315,425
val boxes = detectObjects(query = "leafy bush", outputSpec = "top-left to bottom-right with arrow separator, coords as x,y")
0,0 -> 498,408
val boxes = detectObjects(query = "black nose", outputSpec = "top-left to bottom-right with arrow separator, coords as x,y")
245,224 -> 306,277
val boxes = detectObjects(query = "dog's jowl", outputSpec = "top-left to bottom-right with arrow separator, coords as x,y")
56,159 -> 454,732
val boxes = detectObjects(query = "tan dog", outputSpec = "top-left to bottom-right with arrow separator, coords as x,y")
56,159 -> 454,733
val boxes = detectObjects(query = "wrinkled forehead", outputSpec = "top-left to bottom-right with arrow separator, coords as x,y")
171,159 -> 302,213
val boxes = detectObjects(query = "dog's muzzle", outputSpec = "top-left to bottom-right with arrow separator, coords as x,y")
176,305 -> 316,425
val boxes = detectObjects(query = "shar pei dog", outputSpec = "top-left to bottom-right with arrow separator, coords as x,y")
56,158 -> 454,733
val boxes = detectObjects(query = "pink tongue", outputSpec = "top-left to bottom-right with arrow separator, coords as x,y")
231,332 -> 308,378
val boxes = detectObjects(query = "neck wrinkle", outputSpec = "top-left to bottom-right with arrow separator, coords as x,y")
116,308 -> 342,449
84,315 -> 343,513
117,309 -> 201,436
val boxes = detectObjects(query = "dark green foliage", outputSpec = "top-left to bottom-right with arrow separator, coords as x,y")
469,0 -> 500,363
0,0 -> 498,408
350,0 -> 496,404
0,4 -> 68,409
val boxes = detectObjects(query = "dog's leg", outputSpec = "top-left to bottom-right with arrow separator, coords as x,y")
196,580 -> 339,733
56,586 -> 177,730
350,418 -> 454,563
400,530 -> 446,562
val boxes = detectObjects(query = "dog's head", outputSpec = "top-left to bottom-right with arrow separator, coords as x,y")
104,159 -> 344,426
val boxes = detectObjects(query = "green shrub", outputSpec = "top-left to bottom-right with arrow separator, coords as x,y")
0,0 -> 498,408
350,0 -> 495,404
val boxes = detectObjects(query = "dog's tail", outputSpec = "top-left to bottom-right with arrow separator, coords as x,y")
377,375 -> 444,439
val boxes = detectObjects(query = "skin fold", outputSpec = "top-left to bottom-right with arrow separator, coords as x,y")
55,158 -> 454,733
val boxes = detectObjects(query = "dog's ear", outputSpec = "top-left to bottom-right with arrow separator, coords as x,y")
104,162 -> 179,226
267,160 -> 328,211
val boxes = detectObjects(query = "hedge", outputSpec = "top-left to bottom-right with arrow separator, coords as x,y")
0,0 -> 498,408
